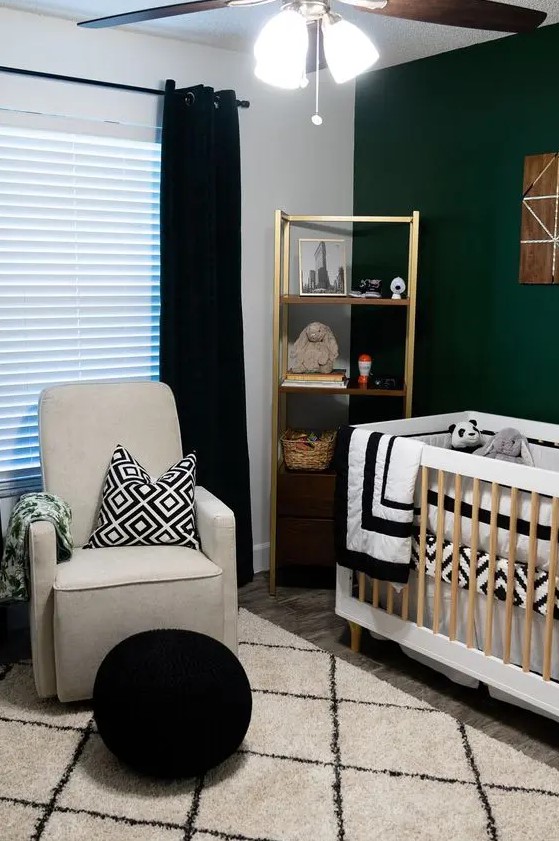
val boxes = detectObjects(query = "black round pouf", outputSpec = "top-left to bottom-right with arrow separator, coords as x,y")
93,630 -> 252,778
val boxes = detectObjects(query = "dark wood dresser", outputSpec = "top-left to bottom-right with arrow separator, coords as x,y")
276,465 -> 337,575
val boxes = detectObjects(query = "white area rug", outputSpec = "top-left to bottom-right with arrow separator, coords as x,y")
1,609 -> 558,840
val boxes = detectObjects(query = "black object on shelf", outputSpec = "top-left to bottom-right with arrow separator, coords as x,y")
370,375 -> 403,390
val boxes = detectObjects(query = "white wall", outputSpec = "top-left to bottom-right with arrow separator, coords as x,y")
0,7 -> 355,575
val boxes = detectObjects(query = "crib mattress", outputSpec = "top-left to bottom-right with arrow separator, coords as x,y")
411,531 -> 559,620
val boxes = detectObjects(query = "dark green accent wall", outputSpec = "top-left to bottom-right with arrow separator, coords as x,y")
353,23 -> 559,424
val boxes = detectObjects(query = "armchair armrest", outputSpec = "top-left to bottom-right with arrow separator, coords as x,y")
195,486 -> 238,653
29,521 -> 58,698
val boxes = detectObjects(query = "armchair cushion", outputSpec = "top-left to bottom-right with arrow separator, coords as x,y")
85,444 -> 198,550
53,545 -> 224,702
55,545 -> 221,592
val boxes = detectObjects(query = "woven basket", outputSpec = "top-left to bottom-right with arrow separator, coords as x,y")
280,429 -> 337,471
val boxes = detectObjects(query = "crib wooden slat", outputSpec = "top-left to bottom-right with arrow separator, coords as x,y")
466,478 -> 481,649
432,470 -> 445,635
543,497 -> 559,681
372,578 -> 380,609
386,583 -> 394,615
483,483 -> 500,656
449,474 -> 462,642
358,571 -> 366,602
416,466 -> 429,627
522,492 -> 540,672
401,585 -> 409,621
503,487 -> 519,664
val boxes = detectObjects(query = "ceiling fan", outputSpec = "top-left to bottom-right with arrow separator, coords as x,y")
78,1 -> 546,97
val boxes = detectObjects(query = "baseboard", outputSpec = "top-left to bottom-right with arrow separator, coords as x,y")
253,542 -> 270,573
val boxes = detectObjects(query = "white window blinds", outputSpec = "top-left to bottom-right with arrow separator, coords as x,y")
0,126 -> 161,495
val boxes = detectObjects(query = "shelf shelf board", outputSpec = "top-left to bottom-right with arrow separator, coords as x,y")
279,461 -> 336,476
281,295 -> 409,307
280,379 -> 406,397
284,215 -> 413,224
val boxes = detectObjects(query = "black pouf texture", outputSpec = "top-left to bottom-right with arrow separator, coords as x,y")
93,629 -> 252,778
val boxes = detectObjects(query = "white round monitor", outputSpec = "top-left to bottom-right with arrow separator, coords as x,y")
390,277 -> 406,299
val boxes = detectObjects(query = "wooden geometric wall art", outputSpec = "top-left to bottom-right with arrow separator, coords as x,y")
520,152 -> 559,284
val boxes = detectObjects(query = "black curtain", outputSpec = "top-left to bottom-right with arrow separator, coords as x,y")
159,80 -> 253,586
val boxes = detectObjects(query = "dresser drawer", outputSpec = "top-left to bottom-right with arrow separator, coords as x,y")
276,517 -> 336,567
277,468 -> 336,519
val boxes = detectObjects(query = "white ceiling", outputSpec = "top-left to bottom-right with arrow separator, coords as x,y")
3,0 -> 558,67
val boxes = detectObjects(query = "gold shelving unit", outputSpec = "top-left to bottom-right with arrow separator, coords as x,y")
269,211 -> 420,595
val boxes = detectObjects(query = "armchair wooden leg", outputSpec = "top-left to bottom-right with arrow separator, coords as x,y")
349,622 -> 362,653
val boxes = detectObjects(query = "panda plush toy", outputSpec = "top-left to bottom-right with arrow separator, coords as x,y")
448,419 -> 482,453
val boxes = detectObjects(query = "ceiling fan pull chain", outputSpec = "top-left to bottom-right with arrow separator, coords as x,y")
312,20 -> 323,126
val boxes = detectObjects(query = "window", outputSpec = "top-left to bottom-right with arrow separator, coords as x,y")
0,126 -> 161,495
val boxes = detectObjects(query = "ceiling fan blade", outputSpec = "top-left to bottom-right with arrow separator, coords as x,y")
227,0 -> 276,6
337,0 -> 388,9
306,21 -> 327,75
357,0 -> 546,33
78,0 -> 228,28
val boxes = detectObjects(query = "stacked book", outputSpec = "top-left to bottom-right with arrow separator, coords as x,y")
283,369 -> 348,388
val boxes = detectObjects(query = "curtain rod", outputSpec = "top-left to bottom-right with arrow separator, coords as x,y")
0,65 -> 250,108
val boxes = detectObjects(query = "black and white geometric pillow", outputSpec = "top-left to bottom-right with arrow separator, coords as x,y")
85,445 -> 199,550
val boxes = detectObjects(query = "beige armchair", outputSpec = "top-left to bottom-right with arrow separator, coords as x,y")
29,382 -> 237,702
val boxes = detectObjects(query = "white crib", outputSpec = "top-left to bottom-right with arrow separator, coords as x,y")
336,410 -> 559,723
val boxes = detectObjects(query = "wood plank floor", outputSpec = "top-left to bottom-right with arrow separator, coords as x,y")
240,573 -> 559,771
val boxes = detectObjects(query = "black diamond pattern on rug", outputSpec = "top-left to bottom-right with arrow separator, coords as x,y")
0,610 -> 558,840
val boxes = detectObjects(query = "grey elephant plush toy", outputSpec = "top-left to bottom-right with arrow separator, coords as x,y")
290,321 -> 339,374
476,427 -> 534,466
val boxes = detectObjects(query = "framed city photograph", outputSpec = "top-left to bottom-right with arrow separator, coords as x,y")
298,238 -> 347,296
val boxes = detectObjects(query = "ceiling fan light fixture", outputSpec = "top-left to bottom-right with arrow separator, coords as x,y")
322,15 -> 379,84
254,9 -> 309,89
254,61 -> 307,89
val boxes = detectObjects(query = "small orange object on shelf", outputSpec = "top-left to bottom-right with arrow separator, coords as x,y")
358,353 -> 372,385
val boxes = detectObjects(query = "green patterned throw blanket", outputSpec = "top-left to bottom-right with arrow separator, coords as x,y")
1,493 -> 73,602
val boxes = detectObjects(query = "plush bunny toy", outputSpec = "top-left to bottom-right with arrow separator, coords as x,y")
290,322 -> 339,374
476,427 -> 534,466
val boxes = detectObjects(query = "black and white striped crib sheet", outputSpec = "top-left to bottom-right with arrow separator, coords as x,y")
411,532 -> 559,620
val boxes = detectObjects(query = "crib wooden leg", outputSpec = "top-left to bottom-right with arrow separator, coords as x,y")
349,622 -> 362,653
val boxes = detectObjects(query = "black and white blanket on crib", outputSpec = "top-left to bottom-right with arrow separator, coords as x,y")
334,426 -> 424,584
